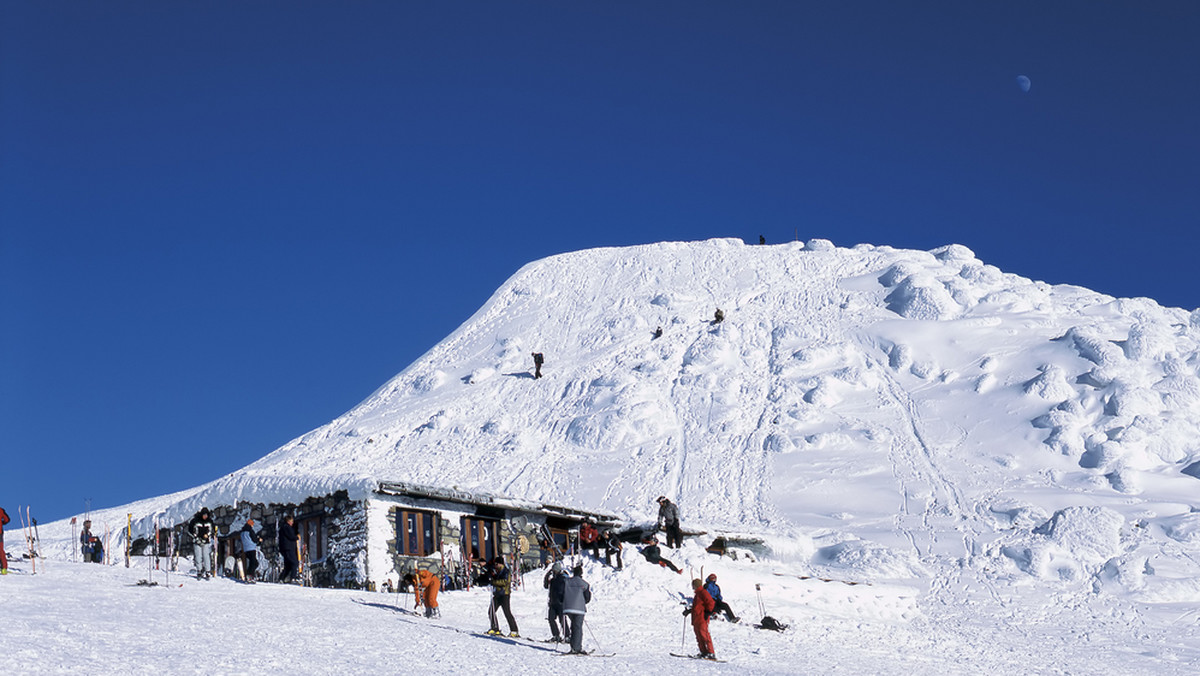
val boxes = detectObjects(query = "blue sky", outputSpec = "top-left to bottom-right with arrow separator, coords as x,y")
3,1 -> 1198,523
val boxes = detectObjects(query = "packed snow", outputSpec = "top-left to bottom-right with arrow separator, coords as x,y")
6,238 -> 1200,673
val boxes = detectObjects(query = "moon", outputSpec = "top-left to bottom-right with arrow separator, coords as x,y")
1017,75 -> 1032,93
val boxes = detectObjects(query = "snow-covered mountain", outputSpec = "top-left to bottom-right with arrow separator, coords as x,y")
61,238 -> 1200,593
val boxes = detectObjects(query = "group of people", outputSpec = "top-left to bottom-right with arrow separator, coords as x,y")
79,519 -> 104,563
577,519 -> 623,570
542,560 -> 592,654
185,508 -> 298,584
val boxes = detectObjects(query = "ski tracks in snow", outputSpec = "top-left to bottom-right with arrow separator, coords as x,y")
875,365 -> 972,562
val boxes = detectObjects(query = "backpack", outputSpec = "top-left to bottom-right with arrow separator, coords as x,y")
758,616 -> 788,632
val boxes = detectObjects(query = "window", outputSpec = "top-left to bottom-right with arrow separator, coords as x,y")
548,527 -> 570,555
461,516 -> 499,563
298,516 -> 324,562
397,510 -> 439,557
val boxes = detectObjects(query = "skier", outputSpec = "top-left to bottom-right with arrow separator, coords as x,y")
189,508 -> 217,579
704,574 -> 739,622
759,235 -> 765,245
531,352 -> 545,379
278,514 -> 300,583
562,564 -> 592,654
239,519 -> 262,582
713,308 -> 725,324
656,496 -> 683,549
684,577 -> 718,660
602,529 -> 623,570
483,556 -> 520,637
639,536 -> 682,574
578,519 -> 600,561
404,568 -> 441,618
543,560 -> 569,642
0,506 -> 9,574
653,326 -> 663,339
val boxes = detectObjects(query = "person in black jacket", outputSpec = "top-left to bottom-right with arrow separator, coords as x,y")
542,560 -> 569,642
482,557 -> 520,637
531,352 -> 545,379
188,509 -> 217,579
602,529 -> 623,570
277,515 -> 299,583
640,536 -> 682,574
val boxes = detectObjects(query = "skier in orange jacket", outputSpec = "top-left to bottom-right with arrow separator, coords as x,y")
405,569 -> 441,618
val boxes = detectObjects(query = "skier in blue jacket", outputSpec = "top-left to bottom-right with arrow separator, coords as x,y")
239,519 -> 261,582
703,573 -> 739,622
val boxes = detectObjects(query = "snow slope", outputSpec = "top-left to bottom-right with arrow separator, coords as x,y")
10,238 -> 1200,672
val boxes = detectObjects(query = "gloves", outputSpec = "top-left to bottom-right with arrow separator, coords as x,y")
682,608 -> 692,617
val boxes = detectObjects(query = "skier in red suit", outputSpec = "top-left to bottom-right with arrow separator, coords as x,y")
685,577 -> 717,659
0,507 -> 10,573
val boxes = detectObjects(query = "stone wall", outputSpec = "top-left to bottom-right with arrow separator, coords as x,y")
168,490 -> 367,589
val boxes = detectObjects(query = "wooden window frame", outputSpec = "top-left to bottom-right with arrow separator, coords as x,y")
397,509 -> 440,557
461,516 -> 500,563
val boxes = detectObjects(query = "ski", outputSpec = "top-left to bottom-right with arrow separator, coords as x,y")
556,650 -> 615,657
671,653 -> 727,663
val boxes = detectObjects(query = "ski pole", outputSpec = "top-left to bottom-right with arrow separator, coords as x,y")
756,583 -> 766,617
32,516 -> 44,572
583,616 -> 602,653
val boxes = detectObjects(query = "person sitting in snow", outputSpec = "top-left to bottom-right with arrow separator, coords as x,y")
639,536 -> 682,574
578,519 -> 601,561
703,573 -> 739,622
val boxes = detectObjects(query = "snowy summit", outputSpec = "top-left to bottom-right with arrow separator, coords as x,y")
8,238 -> 1200,674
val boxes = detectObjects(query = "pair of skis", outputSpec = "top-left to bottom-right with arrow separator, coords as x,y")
18,506 -> 40,574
